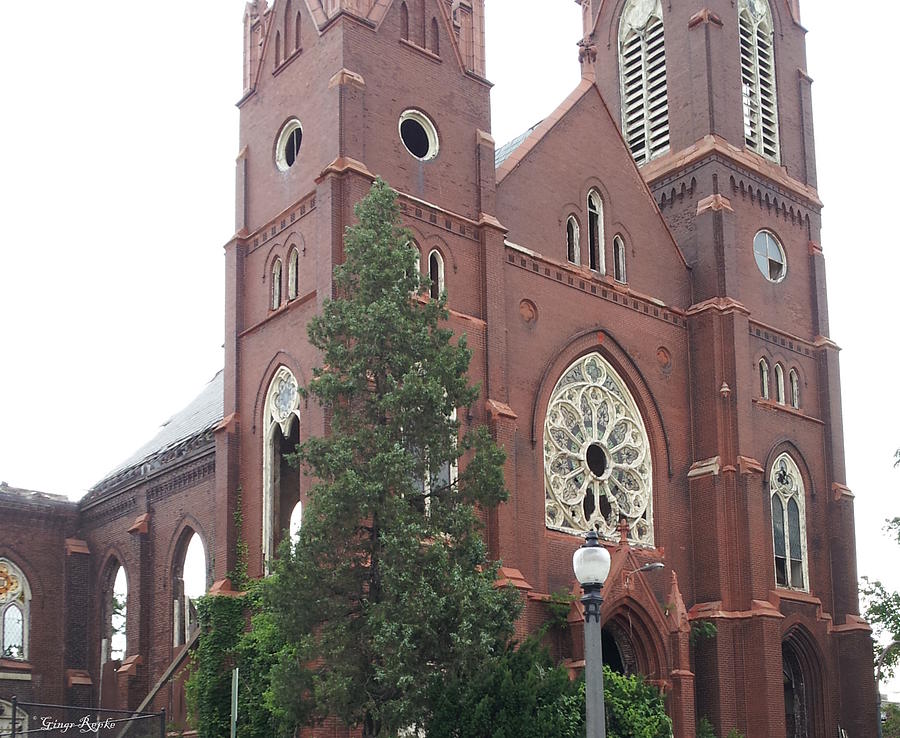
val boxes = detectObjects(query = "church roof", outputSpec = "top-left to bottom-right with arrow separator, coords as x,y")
494,121 -> 542,168
89,371 -> 224,494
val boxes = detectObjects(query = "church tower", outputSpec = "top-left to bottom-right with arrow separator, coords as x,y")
217,0 -> 507,589
582,0 -> 875,734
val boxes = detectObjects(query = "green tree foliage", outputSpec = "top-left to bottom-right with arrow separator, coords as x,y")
428,637 -> 671,738
884,702 -> 900,738
603,666 -> 672,738
262,179 -> 518,737
426,637 -> 584,738
861,454 -> 900,678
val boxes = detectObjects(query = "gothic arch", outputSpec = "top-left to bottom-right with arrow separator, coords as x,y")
534,331 -> 673,545
164,515 -> 211,590
251,353 -> 307,433
763,440 -> 815,498
421,233 -> 457,274
781,624 -> 828,737
602,598 -> 668,681
168,520 -> 209,647
531,328 -> 673,479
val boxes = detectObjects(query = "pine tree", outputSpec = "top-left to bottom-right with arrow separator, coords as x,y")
262,179 -> 518,737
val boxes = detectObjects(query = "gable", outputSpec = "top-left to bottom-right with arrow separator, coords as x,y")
495,80 -> 690,308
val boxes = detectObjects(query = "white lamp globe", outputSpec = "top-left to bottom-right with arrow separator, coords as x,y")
573,531 -> 611,586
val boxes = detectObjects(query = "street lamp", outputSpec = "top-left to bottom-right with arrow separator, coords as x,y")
573,529 -> 612,738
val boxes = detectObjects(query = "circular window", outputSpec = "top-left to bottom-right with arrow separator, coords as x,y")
753,230 -> 786,282
275,118 -> 303,171
399,110 -> 439,161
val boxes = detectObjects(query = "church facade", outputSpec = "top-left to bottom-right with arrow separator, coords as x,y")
0,1 -> 878,736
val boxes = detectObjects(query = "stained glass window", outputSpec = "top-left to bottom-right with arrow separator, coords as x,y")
770,454 -> 808,591
544,352 -> 653,544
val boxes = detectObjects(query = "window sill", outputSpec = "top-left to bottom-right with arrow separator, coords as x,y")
399,38 -> 442,63
272,47 -> 303,77
0,658 -> 32,681
752,397 -> 823,425
770,588 -> 819,607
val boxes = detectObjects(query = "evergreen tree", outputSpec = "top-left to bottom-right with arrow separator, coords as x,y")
262,179 -> 518,737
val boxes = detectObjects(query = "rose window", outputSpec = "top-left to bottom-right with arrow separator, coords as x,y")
544,352 -> 653,544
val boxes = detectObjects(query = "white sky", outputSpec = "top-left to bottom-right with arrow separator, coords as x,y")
0,0 -> 897,701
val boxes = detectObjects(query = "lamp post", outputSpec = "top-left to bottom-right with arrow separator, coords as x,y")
877,639 -> 899,738
573,530 -> 612,738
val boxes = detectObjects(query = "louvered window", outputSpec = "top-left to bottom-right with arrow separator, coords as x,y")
739,0 -> 779,160
619,0 -> 670,165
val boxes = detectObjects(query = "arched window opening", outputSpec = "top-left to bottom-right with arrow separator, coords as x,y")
544,352 -> 653,544
400,1 -> 409,40
613,235 -> 627,283
619,0 -> 670,165
110,567 -> 127,660
566,216 -> 580,265
288,248 -> 299,300
284,0 -> 293,55
789,369 -> 800,409
295,11 -> 302,51
289,501 -> 303,546
602,629 -> 626,674
274,31 -> 282,67
759,358 -> 770,399
774,363 -> 785,404
174,532 -> 207,648
430,17 -> 440,54
782,645 -> 809,737
0,560 -> 29,662
587,191 -> 604,273
770,454 -> 808,591
739,0 -> 779,160
428,250 -> 445,300
272,258 -> 283,309
263,366 -> 302,564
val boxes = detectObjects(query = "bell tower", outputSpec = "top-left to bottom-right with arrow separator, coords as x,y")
217,0 -> 508,594
579,0 -> 875,735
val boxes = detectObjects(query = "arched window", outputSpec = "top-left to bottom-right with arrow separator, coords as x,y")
272,258 -> 283,309
770,453 -> 808,590
430,17 -> 440,54
400,2 -> 409,40
289,501 -> 303,545
274,31 -> 282,67
613,235 -> 627,283
100,559 -> 127,665
288,248 -> 299,300
0,559 -> 30,661
738,0 -> 779,160
618,0 -> 670,165
544,352 -> 653,545
759,358 -> 770,399
587,191 -> 604,273
789,369 -> 800,409
174,531 -> 207,647
566,216 -> 580,265
284,0 -> 293,54
774,363 -> 785,405
263,366 -> 302,563
428,250 -> 445,299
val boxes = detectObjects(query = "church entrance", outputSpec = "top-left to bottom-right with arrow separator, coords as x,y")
783,643 -> 809,737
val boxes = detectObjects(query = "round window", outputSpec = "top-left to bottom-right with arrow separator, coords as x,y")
275,118 -> 303,171
753,230 -> 786,282
399,110 -> 439,161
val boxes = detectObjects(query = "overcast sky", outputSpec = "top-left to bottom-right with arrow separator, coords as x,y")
1,0 -> 897,700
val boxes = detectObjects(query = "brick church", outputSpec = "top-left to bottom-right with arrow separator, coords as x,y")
0,0 -> 878,735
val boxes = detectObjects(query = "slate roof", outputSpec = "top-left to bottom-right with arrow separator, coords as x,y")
494,121 -> 543,168
89,370 -> 225,493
